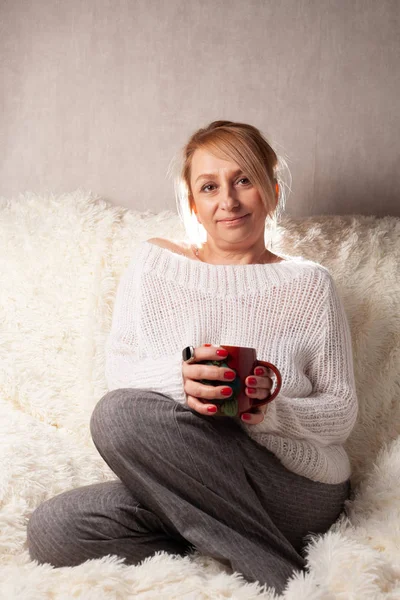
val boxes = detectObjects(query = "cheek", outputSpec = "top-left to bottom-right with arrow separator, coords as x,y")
196,203 -> 216,219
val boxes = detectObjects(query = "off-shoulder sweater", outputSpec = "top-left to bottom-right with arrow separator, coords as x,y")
105,240 -> 358,484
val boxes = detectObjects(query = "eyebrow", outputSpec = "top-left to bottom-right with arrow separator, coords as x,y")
195,168 -> 244,184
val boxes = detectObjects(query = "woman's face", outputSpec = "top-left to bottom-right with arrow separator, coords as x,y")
189,148 -> 272,247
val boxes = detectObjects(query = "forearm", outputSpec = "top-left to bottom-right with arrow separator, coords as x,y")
244,274 -> 358,447
243,387 -> 358,447
105,345 -> 186,405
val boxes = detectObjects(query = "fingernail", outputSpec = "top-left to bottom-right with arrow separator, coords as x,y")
217,349 -> 228,357
221,387 -> 232,396
242,414 -> 251,421
207,406 -> 217,413
224,371 -> 236,379
255,367 -> 264,376
204,344 -> 212,347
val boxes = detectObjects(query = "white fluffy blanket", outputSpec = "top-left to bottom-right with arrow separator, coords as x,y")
0,190 -> 399,599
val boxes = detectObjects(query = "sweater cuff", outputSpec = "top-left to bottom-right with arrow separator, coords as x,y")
105,349 -> 187,405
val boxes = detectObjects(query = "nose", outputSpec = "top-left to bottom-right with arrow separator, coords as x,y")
219,182 -> 240,209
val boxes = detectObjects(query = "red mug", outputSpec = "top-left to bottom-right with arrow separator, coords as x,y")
198,345 -> 282,417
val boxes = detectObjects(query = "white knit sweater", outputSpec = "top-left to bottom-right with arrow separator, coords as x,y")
105,240 -> 358,485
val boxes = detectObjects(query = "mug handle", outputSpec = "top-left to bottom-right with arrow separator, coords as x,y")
253,360 -> 282,405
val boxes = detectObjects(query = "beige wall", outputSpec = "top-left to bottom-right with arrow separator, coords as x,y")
1,0 -> 399,217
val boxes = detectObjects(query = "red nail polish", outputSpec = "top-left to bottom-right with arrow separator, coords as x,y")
247,388 -> 256,394
224,371 -> 236,379
204,344 -> 212,347
255,367 -> 264,376
242,414 -> 251,421
221,387 -> 232,396
208,406 -> 217,413
217,349 -> 228,357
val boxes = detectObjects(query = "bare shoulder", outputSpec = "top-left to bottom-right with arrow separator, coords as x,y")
147,237 -> 191,255
147,237 -> 176,250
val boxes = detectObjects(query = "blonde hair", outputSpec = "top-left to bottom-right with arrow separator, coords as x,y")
167,120 -> 291,248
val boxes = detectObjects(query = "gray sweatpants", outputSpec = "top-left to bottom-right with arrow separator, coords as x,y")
27,389 -> 351,594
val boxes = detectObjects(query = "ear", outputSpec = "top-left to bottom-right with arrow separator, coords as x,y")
273,181 -> 280,210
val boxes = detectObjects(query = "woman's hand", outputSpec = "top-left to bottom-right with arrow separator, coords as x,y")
240,364 -> 272,425
182,344 -> 272,424
182,343 -> 237,416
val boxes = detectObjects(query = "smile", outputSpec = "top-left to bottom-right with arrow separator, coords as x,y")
218,214 -> 250,226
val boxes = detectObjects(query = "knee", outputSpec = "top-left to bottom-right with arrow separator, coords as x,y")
27,496 -> 78,567
90,390 -> 118,448
26,501 -> 53,565
90,389 -> 136,450
90,389 -> 172,460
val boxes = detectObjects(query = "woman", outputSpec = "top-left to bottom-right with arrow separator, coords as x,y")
27,120 -> 358,594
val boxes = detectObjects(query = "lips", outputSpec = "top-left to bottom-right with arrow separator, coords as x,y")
219,214 -> 249,222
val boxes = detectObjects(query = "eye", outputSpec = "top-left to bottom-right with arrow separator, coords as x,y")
200,177 -> 251,193
201,184 -> 216,193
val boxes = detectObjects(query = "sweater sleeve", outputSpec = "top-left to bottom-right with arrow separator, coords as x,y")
104,256 -> 187,404
244,273 -> 359,447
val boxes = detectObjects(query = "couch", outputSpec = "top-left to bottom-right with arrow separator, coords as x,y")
1,190 -> 399,599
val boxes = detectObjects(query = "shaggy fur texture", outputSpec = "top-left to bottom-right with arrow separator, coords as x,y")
0,190 -> 399,599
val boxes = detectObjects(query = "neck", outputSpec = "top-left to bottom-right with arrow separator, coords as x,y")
192,243 -> 274,265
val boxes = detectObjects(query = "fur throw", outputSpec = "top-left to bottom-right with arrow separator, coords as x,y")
0,190 -> 399,599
